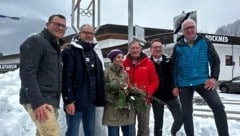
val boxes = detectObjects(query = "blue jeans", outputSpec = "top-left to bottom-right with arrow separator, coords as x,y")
152,98 -> 183,136
65,105 -> 96,136
179,84 -> 229,136
108,124 -> 135,136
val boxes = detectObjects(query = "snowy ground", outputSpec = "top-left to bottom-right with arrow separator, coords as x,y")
0,69 -> 239,136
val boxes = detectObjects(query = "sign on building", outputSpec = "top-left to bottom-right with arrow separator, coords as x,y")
0,64 -> 19,73
134,25 -> 146,45
173,11 -> 197,42
173,11 -> 197,34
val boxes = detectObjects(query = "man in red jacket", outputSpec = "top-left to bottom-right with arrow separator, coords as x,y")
123,39 -> 159,136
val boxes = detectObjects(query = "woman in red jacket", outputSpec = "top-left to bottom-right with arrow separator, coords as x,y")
123,40 -> 159,136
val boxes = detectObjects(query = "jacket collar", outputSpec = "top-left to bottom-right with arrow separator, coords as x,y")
150,54 -> 169,63
70,35 -> 97,50
41,29 -> 64,53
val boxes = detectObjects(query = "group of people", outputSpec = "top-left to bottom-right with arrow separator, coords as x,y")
19,13 -> 229,136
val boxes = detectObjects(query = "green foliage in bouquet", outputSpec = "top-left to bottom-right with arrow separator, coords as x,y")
115,90 -> 129,109
104,78 -> 147,112
128,86 -> 148,112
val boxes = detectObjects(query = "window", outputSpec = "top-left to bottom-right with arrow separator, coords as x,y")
225,55 -> 233,66
239,56 -> 240,66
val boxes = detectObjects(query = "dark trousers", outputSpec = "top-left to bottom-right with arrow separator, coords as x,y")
179,84 -> 229,136
108,124 -> 135,136
152,98 -> 183,136
136,104 -> 150,136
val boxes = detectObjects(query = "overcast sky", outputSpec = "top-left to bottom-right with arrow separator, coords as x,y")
1,0 -> 239,33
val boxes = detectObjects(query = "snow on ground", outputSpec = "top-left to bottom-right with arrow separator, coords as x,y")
0,69 -> 239,136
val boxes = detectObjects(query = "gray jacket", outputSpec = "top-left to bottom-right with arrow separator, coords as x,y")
19,29 -> 63,109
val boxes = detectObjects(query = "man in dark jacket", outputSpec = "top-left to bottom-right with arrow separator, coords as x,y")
19,14 -> 67,136
62,24 -> 105,136
170,19 -> 229,136
150,39 -> 183,136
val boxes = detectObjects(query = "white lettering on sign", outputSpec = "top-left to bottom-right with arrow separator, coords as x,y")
0,64 -> 18,70
205,35 -> 229,43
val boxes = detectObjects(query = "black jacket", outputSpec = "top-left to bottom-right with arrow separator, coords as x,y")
150,55 -> 176,102
61,37 -> 105,111
20,29 -> 63,109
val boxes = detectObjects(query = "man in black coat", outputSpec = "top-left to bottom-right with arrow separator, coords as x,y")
20,14 -> 67,136
150,39 -> 183,136
62,24 -> 105,136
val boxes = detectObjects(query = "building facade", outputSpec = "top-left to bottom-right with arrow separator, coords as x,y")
1,24 -> 240,80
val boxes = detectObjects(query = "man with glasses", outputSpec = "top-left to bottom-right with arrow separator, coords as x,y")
150,39 -> 183,136
170,19 -> 229,136
20,14 -> 67,136
62,24 -> 105,136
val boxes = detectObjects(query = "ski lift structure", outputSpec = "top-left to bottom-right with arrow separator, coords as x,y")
71,0 -> 142,45
71,0 -> 101,33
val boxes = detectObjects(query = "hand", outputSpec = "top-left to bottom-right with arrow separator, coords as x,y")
204,78 -> 217,91
65,103 -> 75,115
120,82 -> 128,90
172,88 -> 180,96
34,104 -> 53,122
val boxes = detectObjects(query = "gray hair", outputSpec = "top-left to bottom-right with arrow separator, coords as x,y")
79,24 -> 93,32
181,18 -> 196,30
128,39 -> 142,48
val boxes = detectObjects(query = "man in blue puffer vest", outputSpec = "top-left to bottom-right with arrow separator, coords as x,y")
170,19 -> 229,136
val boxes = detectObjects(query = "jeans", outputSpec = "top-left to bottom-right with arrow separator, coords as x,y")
179,84 -> 229,136
108,124 -> 135,136
65,104 -> 96,136
152,98 -> 183,136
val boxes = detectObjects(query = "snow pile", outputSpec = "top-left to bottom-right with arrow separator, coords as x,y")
0,69 -> 239,136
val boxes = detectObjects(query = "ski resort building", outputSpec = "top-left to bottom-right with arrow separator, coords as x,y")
0,24 -> 240,81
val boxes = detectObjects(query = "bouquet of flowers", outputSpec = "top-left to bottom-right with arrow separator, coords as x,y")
104,78 -> 147,112
127,85 -> 148,112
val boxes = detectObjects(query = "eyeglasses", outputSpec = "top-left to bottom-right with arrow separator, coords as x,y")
151,46 -> 163,49
183,26 -> 195,31
81,31 -> 94,36
51,22 -> 67,30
